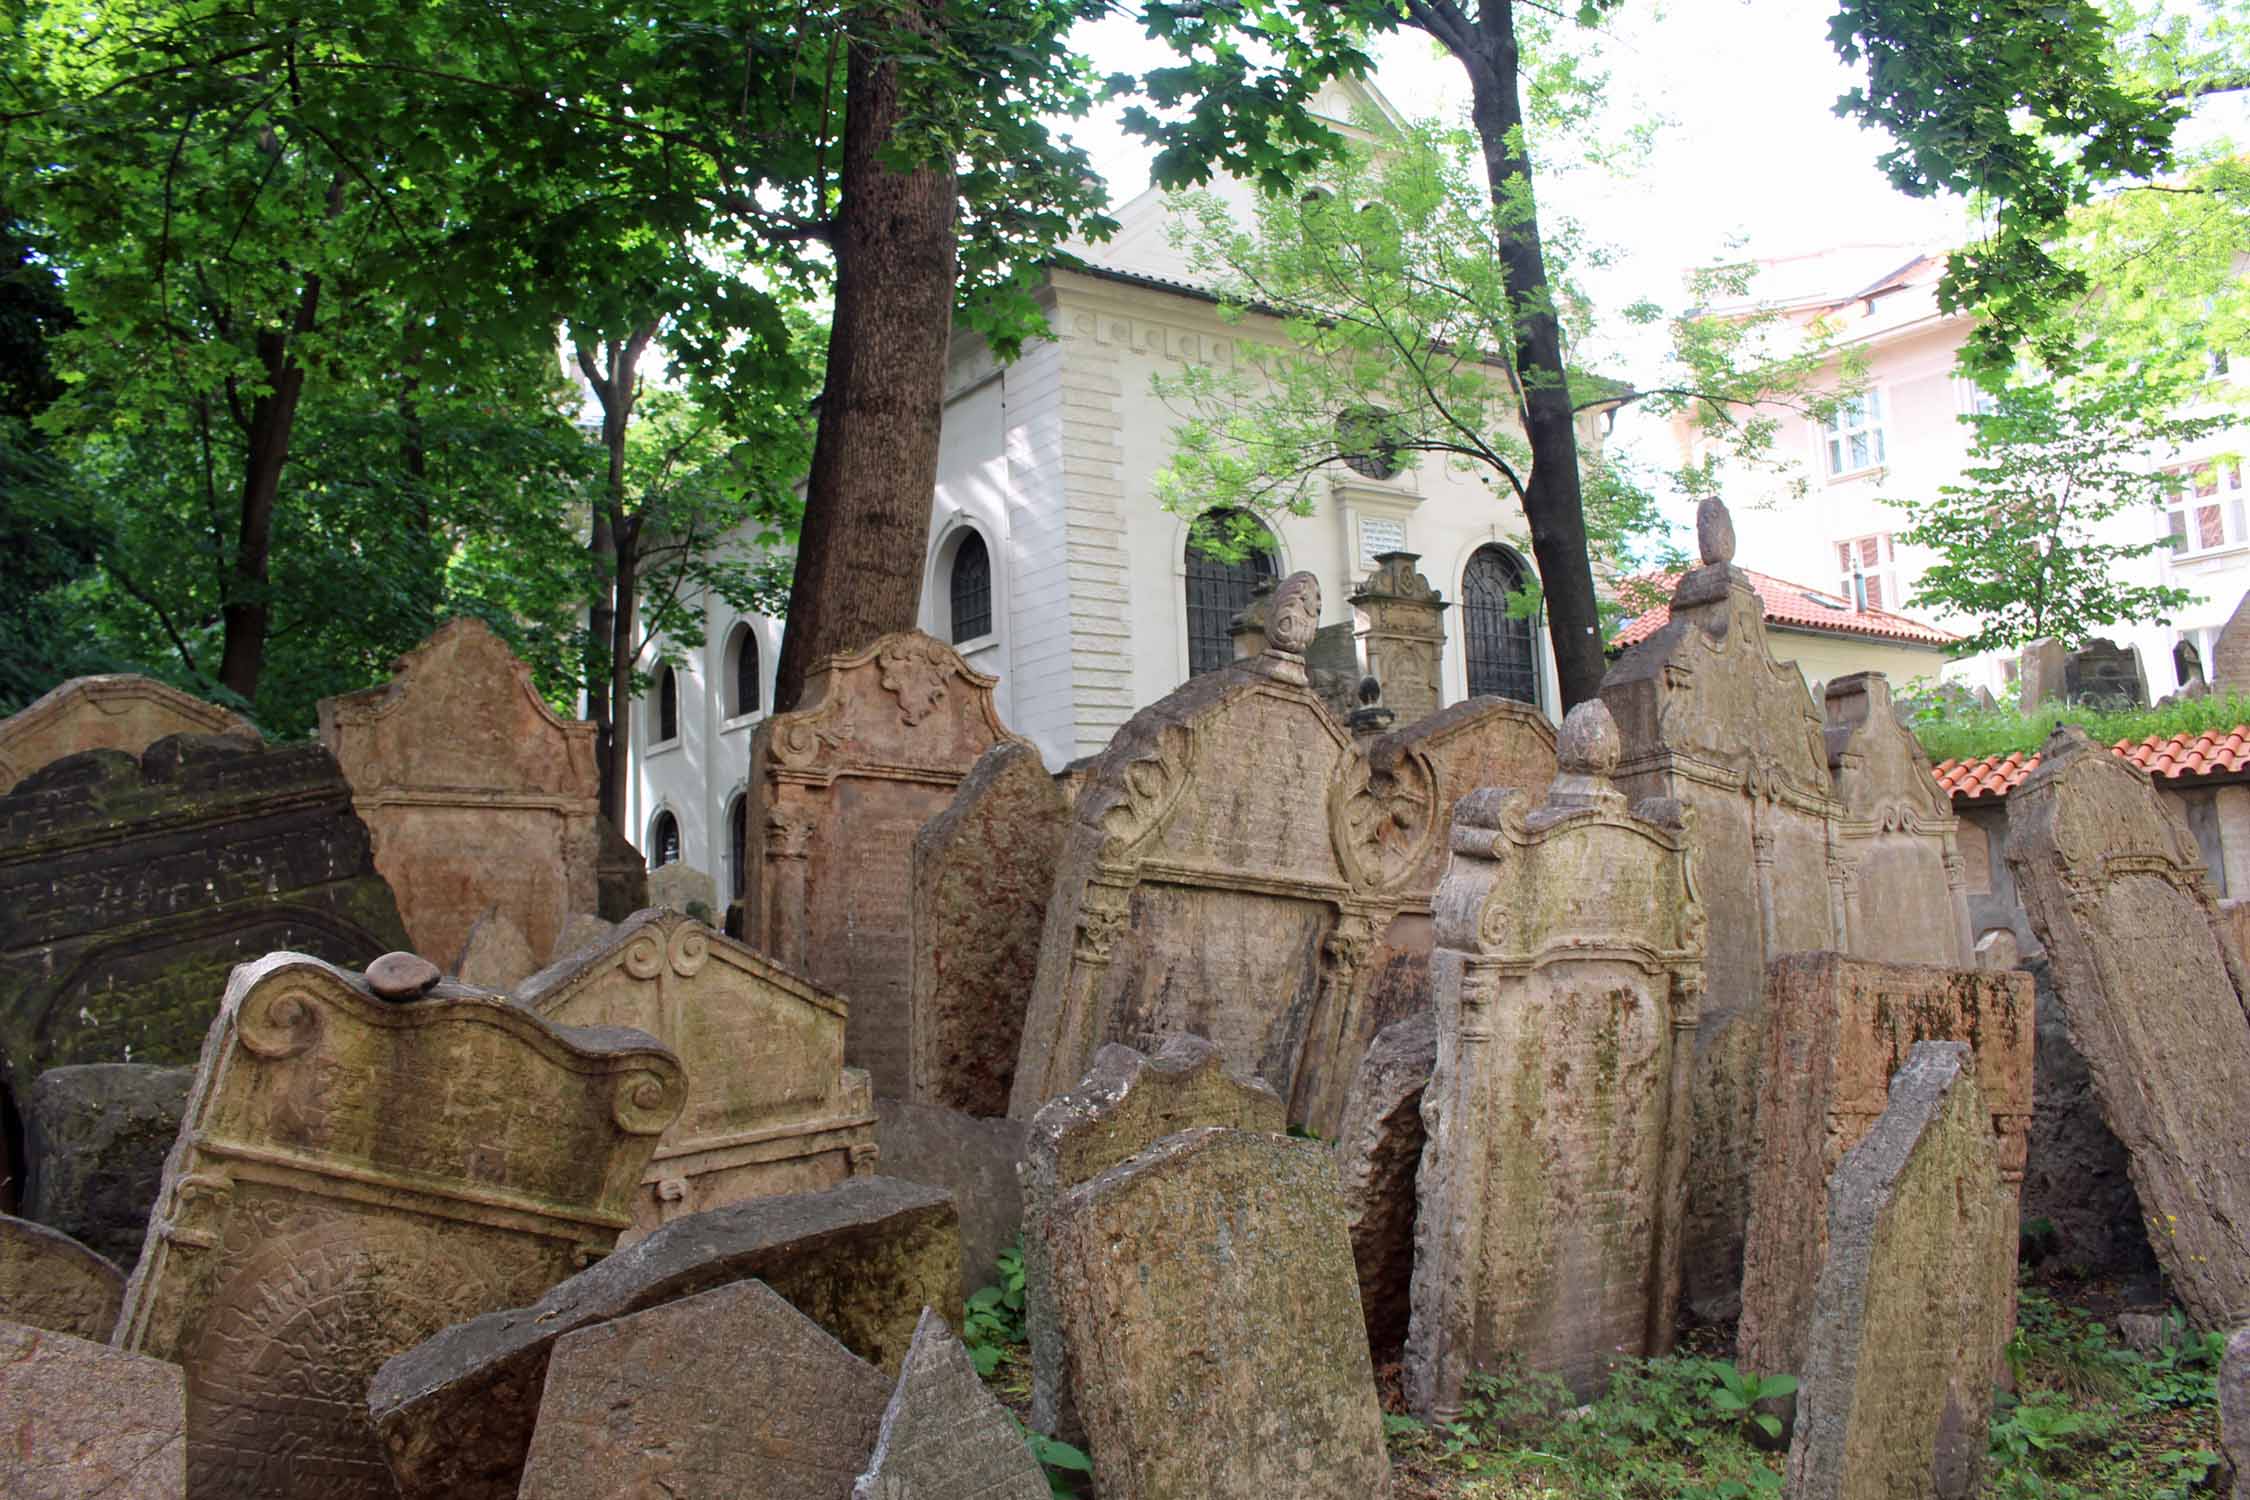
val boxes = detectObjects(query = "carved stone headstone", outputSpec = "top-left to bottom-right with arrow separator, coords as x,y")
1349,552 -> 1449,727
516,909 -> 877,1235
2215,592 -> 2250,695
0,1212 -> 123,1339
115,952 -> 687,1500
746,631 -> 1030,1098
2063,636 -> 2150,708
517,1278 -> 893,1500
1336,1008 -> 1434,1366
2018,638 -> 2067,713
0,1318 -> 185,1500
371,1176 -> 961,1500
1784,1042 -> 2014,1500
24,1063 -> 193,1268
0,675 -> 256,795
911,741 -> 1068,1114
1739,954 -> 2032,1400
1405,702 -> 1705,1410
2005,725 -> 2250,1330
1823,673 -> 1973,963
319,619 -> 601,971
1045,1125 -> 1389,1499
852,1306 -> 1049,1500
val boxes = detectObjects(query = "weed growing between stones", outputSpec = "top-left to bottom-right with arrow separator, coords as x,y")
967,1237 -> 1093,1497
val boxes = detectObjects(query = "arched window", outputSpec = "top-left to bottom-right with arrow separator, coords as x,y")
949,531 -> 993,644
1184,509 -> 1278,676
1462,545 -> 1539,704
728,795 -> 748,900
730,626 -> 760,718
649,810 -> 681,869
653,664 -> 680,743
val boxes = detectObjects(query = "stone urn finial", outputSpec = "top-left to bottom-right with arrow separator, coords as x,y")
1267,572 -> 1321,655
1546,700 -> 1626,812
1696,497 -> 1736,568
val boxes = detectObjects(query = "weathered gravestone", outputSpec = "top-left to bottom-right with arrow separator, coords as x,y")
646,860 -> 718,918
24,1063 -> 193,1268
515,908 -> 877,1236
517,1278 -> 893,1500
745,630 -> 1031,1098
451,904 -> 538,990
114,951 -> 687,1500
0,675 -> 257,795
1783,1042 -> 2014,1500
2063,637 -> 2150,708
2215,592 -> 2250,696
874,1098 -> 1028,1286
594,816 -> 649,921
1020,1034 -> 1284,1442
0,1317 -> 184,1500
2225,1325 -> 2248,1500
1739,954 -> 2032,1404
318,619 -> 603,973
2018,638 -> 2068,713
852,1306 -> 1049,1500
1349,551 -> 1449,727
0,1211 -> 124,1339
910,740 -> 1068,1114
1405,702 -> 1706,1411
1335,1008 -> 1434,1367
1822,674 -> 1973,962
1045,1125 -> 1390,1500
370,1175 -> 961,1500
2005,724 -> 2250,1330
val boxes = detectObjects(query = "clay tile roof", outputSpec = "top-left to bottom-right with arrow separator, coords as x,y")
1609,568 -> 1958,650
1930,725 -> 2250,801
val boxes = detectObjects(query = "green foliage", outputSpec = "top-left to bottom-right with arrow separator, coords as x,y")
1904,688 -> 2250,765
1700,1362 -> 1796,1444
1020,1423 -> 1092,1499
963,1236 -> 1029,1377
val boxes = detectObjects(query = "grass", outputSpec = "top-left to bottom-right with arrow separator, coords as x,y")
1904,689 -> 2250,764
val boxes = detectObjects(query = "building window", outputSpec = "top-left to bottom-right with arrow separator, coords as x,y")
949,530 -> 993,644
649,810 -> 681,869
1462,545 -> 1539,704
1823,390 -> 1887,476
729,626 -> 760,718
1184,509 -> 1278,675
652,664 -> 680,744
1836,533 -> 1900,612
2164,461 -> 2247,555
727,795 -> 747,900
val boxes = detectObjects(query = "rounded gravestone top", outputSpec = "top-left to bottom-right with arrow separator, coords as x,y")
1696,496 -> 1736,567
366,951 -> 442,1002
1556,699 -> 1621,780
1268,572 -> 1321,654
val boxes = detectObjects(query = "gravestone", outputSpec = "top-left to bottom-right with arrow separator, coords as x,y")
24,1063 -> 193,1268
0,675 -> 257,795
451,904 -> 537,990
1405,702 -> 1705,1411
1739,954 -> 2032,1400
0,1318 -> 184,1500
647,860 -> 718,918
319,619 -> 602,971
875,1098 -> 1028,1286
1784,1042 -> 2014,1500
115,951 -> 687,1500
2225,1326 -> 2248,1500
745,631 -> 1030,1099
516,908 -> 877,1235
2177,638 -> 2210,695
594,816 -> 649,921
1335,1008 -> 1434,1366
2005,725 -> 2250,1330
2020,956 -> 2154,1277
2063,637 -> 2150,707
0,1212 -> 124,1339
2215,592 -> 2250,695
370,1175 -> 960,1500
1045,1126 -> 1389,1500
1350,551 -> 1449,726
910,740 -> 1068,1113
2017,638 -> 2067,713
517,1279 -> 893,1500
1822,674 -> 1973,963
852,1306 -> 1049,1500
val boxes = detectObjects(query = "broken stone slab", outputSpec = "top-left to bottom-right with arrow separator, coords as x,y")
370,1175 -> 962,1500
23,1063 -> 193,1270
0,1212 -> 123,1340
1335,1008 -> 1433,1367
852,1306 -> 1049,1500
517,1278 -> 893,1500
1784,1043 -> 2015,1500
0,673 -> 256,795
874,1097 -> 1028,1287
0,1317 -> 185,1499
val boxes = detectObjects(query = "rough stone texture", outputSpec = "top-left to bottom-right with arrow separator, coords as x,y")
1335,1008 -> 1433,1367
452,904 -> 537,990
0,674 -> 256,795
910,741 -> 1068,1114
115,952 -> 687,1500
1823,674 -> 1975,963
646,860 -> 718,918
369,1175 -> 961,1500
517,909 -> 878,1237
1020,1035 -> 1284,1441
1739,955 -> 2031,1400
2018,638 -> 2067,713
1045,1125 -> 1390,1500
1783,1043 -> 2015,1500
852,1306 -> 1049,1500
2019,956 -> 2155,1277
2063,637 -> 2149,708
2005,725 -> 2250,1330
0,1212 -> 123,1338
0,1318 -> 184,1499
552,911 -> 614,959
594,816 -> 649,923
1350,551 -> 1449,726
874,1098 -> 1027,1285
2215,593 -> 2250,695
2225,1325 -> 2248,1500
746,631 -> 1030,1100
23,1064 -> 191,1270
1405,704 -> 1705,1412
517,1279 -> 892,1500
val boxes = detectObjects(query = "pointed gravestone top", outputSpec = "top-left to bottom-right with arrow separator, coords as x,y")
851,1307 -> 1048,1500
2214,589 -> 2250,693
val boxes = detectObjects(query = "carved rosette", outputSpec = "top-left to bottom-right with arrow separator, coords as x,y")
611,1069 -> 685,1136
1333,748 -> 1439,893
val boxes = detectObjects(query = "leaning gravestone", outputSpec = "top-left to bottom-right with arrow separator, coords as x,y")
1821,674 -> 1972,963
1045,1125 -> 1390,1500
0,675 -> 257,795
1405,702 -> 1705,1411
2017,638 -> 2068,713
24,1063 -> 193,1268
874,1098 -> 1029,1286
852,1306 -> 1049,1500
516,908 -> 877,1236
115,951 -> 687,1500
0,1317 -> 185,1500
2062,637 -> 2149,708
0,1211 -> 124,1339
1784,1042 -> 2014,1500
517,1278 -> 893,1500
745,630 -> 1031,1099
2214,591 -> 2250,695
1335,1008 -> 1434,1366
2006,724 -> 2250,1330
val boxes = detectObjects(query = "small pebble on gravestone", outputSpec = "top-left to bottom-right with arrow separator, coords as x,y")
366,952 -> 442,1001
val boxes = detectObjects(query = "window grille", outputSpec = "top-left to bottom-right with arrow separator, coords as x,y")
1462,545 -> 1538,704
950,531 -> 993,643
1184,509 -> 1277,675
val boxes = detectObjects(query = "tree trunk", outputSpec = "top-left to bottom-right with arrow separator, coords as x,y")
577,328 -> 656,826
215,273 -> 321,704
770,0 -> 958,715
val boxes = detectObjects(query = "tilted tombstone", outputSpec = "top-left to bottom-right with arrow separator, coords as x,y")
2005,724 -> 2250,1330
910,740 -> 1069,1114
515,908 -> 877,1236
0,675 -> 257,795
319,619 -> 603,971
851,1306 -> 1050,1500
2017,638 -> 2068,713
1821,673 -> 1973,963
0,1211 -> 124,1339
874,1098 -> 1029,1286
1739,954 -> 2032,1402
1349,551 -> 1449,726
2062,637 -> 2150,708
114,952 -> 687,1500
1784,1043 -> 2014,1500
1405,702 -> 1705,1412
24,1063 -> 193,1268
1335,1008 -> 1434,1366
745,630 -> 1031,1098
2215,591 -> 2250,695
0,1317 -> 185,1500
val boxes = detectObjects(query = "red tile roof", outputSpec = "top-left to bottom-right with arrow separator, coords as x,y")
1610,567 -> 1959,650
1932,727 -> 2250,801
